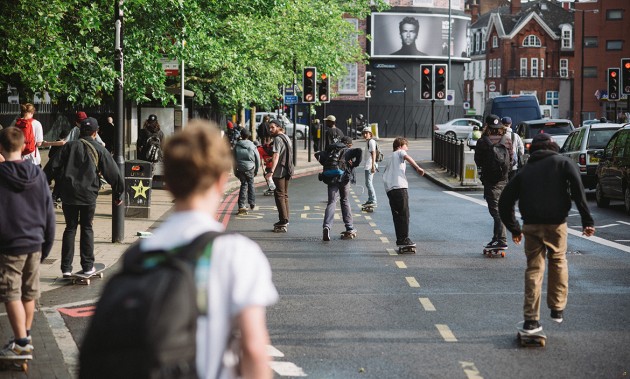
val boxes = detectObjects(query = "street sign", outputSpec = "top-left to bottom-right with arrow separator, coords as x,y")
284,85 -> 295,95
390,90 -> 405,94
444,90 -> 455,106
285,95 -> 298,105
160,58 -> 179,77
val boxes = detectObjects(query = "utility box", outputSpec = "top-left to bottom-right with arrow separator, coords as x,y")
371,123 -> 379,139
125,160 -> 152,218
461,150 -> 479,186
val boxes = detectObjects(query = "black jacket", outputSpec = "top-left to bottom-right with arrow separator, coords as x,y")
0,161 -> 55,258
474,134 -> 513,184
137,129 -> 165,161
499,150 -> 594,235
315,145 -> 362,184
48,136 -> 124,205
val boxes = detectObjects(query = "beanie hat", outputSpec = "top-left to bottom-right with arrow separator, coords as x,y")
76,111 -> 88,123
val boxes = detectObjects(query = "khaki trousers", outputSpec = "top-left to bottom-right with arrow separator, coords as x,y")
522,223 -> 568,321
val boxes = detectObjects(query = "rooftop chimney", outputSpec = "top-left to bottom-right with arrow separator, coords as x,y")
511,0 -> 522,15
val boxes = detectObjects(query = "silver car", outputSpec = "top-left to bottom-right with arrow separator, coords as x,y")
434,118 -> 483,139
248,112 -> 309,139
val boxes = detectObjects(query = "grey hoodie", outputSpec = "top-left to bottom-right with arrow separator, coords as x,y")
233,139 -> 260,174
0,161 -> 55,258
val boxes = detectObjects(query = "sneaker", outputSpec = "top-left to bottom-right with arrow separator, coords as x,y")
550,310 -> 564,323
0,342 -> 33,360
82,267 -> 96,276
7,336 -> 32,348
274,220 -> 288,227
237,207 -> 248,215
62,272 -> 72,278
250,204 -> 255,210
522,320 -> 543,334
396,238 -> 416,246
485,240 -> 507,249
323,227 -> 331,241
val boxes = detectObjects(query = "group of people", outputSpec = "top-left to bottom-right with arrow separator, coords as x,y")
474,113 -> 596,334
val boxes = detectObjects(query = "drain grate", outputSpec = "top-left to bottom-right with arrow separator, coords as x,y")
41,258 -> 57,265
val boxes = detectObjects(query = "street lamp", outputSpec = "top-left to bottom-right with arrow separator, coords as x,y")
574,7 -> 599,127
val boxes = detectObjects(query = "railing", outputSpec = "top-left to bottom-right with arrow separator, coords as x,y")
434,133 -> 465,181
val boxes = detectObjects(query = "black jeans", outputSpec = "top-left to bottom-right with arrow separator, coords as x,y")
61,203 -> 96,273
387,188 -> 410,244
235,169 -> 256,208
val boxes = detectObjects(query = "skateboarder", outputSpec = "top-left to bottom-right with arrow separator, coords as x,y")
315,136 -> 362,241
0,127 -> 55,359
233,128 -> 260,215
499,133 -> 595,334
361,128 -> 378,208
382,137 -> 425,250
264,119 -> 293,231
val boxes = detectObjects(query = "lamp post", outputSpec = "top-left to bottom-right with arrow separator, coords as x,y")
113,0 -> 124,242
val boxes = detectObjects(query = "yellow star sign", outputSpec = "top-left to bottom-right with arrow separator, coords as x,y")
131,180 -> 150,199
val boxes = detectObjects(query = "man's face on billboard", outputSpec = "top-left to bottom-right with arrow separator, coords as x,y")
400,23 -> 418,46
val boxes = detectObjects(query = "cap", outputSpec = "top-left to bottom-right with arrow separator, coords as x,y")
532,133 -> 554,144
341,136 -> 353,145
148,114 -> 158,122
76,111 -> 88,123
80,117 -> 99,132
240,128 -> 250,138
324,115 -> 336,122
227,121 -> 233,129
485,114 -> 501,129
501,116 -> 512,125
268,119 -> 283,128
362,128 -> 373,135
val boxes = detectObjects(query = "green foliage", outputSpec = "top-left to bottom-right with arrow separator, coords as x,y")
0,0 -> 388,112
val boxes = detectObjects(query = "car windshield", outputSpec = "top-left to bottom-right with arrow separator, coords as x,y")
587,129 -> 618,149
527,122 -> 573,137
493,103 -> 541,125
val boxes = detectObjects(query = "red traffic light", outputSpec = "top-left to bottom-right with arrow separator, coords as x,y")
437,67 -> 445,75
610,71 -> 617,78
422,68 -> 430,75
320,73 -> 327,80
625,62 -> 630,69
305,70 -> 314,78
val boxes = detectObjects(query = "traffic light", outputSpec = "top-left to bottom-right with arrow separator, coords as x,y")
434,64 -> 447,100
607,68 -> 620,100
365,71 -> 376,98
621,58 -> 630,95
420,64 -> 433,100
318,73 -> 330,103
302,67 -> 316,103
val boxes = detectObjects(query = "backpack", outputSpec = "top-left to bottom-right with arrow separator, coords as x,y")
144,134 -> 162,163
15,118 -> 36,156
79,231 -> 223,379
374,140 -> 384,163
319,142 -> 348,184
481,135 -> 511,183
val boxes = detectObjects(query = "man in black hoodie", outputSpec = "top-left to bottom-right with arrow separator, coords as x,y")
499,133 -> 595,334
0,127 -> 55,359
48,117 -> 124,277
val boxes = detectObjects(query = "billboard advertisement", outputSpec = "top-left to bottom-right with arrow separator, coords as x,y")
371,12 -> 470,61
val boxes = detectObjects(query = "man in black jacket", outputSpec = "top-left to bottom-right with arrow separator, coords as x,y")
49,118 -> 124,277
499,133 -> 595,333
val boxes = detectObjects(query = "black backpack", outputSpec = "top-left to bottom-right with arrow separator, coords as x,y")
79,232 -> 223,379
144,134 -> 162,162
481,135 -> 511,183
319,142 -> 348,183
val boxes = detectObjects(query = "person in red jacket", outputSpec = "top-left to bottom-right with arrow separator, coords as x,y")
257,139 -> 276,196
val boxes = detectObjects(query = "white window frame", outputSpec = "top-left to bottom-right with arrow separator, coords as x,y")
338,63 -> 358,95
523,35 -> 541,47
562,26 -> 572,49
497,58 -> 501,78
481,31 -> 487,51
560,59 -> 568,78
520,58 -> 528,77
474,32 -> 480,53
492,35 -> 498,48
531,58 -> 538,78
540,58 -> 545,78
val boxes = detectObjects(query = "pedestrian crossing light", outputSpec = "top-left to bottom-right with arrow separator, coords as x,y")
608,68 -> 620,100
420,65 -> 433,100
621,58 -> 630,95
318,73 -> 330,103
434,64 -> 447,100
302,67 -> 317,103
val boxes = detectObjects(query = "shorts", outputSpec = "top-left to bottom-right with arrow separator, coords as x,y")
0,252 -> 41,302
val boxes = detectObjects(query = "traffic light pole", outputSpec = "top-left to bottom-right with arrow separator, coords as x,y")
112,0 -> 124,243
431,100 -> 436,161
403,86 -> 407,138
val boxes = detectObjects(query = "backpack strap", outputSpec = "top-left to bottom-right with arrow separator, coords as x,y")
80,139 -> 100,171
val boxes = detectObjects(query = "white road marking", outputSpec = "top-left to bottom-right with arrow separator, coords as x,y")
406,276 -> 420,287
618,221 -> 630,226
395,261 -> 407,269
460,361 -> 484,379
270,361 -> 308,377
380,236 -> 390,243
436,324 -> 457,342
45,309 -> 79,378
419,297 -> 436,311
571,224 -> 618,229
444,191 -> 630,254
374,229 -> 382,235
369,222 -> 377,227
387,248 -> 397,256
267,345 -> 285,357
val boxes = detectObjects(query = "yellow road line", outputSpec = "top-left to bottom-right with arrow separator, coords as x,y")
374,230 -> 382,235
386,248 -> 397,256
459,361 -> 484,379
369,222 -> 377,227
364,215 -> 372,220
380,237 -> 389,244
395,261 -> 407,269
436,324 -> 457,342
418,298 -> 436,311
406,277 -> 420,287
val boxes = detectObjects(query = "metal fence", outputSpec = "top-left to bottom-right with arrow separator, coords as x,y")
433,133 -> 465,180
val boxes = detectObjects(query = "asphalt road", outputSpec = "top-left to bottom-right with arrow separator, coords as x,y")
44,169 -> 630,378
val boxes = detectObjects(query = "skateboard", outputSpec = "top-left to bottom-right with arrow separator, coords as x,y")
361,204 -> 376,213
517,322 -> 547,347
0,357 -> 30,372
237,208 -> 249,216
340,230 -> 357,240
483,246 -> 507,258
64,263 -> 105,285
273,225 -> 288,233
263,189 -> 275,196
398,244 -> 417,254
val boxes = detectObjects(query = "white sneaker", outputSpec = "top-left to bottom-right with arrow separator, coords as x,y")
0,342 -> 33,360
82,268 -> 96,275
62,272 -> 72,278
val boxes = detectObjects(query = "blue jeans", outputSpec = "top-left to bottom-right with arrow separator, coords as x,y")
61,203 -> 96,273
364,169 -> 377,203
235,169 -> 255,208
323,181 -> 353,231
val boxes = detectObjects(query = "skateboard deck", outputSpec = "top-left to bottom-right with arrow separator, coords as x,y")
483,247 -> 507,258
398,244 -> 417,254
516,322 -> 547,347
0,357 -> 30,372
65,263 -> 106,285
340,231 -> 357,240
273,225 -> 287,233
361,204 -> 376,213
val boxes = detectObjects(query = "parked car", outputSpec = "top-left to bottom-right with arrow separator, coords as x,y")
483,94 -> 542,127
247,112 -> 309,139
434,118 -> 483,139
515,119 -> 575,162
560,123 -> 624,189
594,124 -> 630,214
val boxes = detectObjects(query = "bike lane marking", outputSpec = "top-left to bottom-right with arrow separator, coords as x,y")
406,277 -> 420,288
460,361 -> 484,379
436,324 -> 457,342
395,261 -> 407,269
418,298 -> 436,311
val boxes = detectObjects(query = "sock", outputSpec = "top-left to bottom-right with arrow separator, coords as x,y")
15,338 -> 29,347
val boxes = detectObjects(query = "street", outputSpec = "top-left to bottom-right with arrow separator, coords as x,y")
4,140 -> 630,378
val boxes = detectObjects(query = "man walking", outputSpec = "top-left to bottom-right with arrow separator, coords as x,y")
48,118 -> 124,277
264,119 -> 293,231
501,117 -> 524,179
323,115 -> 344,150
361,128 -> 378,207
499,133 -> 595,333
233,128 -> 260,214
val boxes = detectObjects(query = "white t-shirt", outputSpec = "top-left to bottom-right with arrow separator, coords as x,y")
363,138 -> 377,170
22,119 -> 44,165
382,149 -> 408,192
140,211 -> 279,379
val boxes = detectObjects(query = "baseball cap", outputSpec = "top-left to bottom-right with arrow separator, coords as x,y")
226,121 -> 233,129
324,115 -> 336,122
501,116 -> 512,125
148,114 -> 158,122
80,117 -> 99,132
485,114 -> 501,129
76,111 -> 88,123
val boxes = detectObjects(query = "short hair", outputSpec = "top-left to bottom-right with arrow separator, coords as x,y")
162,120 -> 233,200
20,103 -> 35,117
0,127 -> 25,153
393,137 -> 408,151
482,126 -> 505,137
399,17 -> 419,34
530,140 -> 559,154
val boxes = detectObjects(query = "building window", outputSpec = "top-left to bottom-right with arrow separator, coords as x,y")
584,37 -> 598,47
561,26 -> 572,49
606,40 -> 623,51
523,35 -> 541,47
546,91 -> 559,106
481,31 -> 486,51
531,58 -> 538,78
475,33 -> 480,53
520,58 -> 528,77
606,9 -> 623,20
584,67 -> 598,78
338,63 -> 357,94
497,58 -> 501,78
540,58 -> 544,78
492,35 -> 498,48
560,59 -> 568,78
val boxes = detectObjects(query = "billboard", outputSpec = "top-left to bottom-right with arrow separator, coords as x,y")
371,12 -> 470,61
